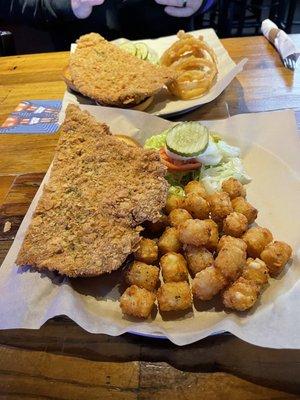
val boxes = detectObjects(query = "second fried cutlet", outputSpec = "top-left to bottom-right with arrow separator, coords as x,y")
17,105 -> 169,277
69,33 -> 177,107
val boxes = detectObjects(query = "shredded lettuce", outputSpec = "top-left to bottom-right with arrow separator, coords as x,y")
144,128 -> 250,195
217,140 -> 240,161
168,185 -> 185,197
199,157 -> 251,194
144,131 -> 167,150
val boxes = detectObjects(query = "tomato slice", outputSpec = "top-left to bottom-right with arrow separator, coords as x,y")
159,148 -> 201,171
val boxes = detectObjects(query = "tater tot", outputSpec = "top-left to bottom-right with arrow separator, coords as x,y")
222,178 -> 246,199
120,285 -> 156,318
260,241 -> 292,277
243,258 -> 269,286
168,208 -> 192,228
223,212 -> 248,238
126,261 -> 160,291
242,226 -> 273,258
217,235 -> 247,253
208,192 -> 233,222
231,197 -> 258,224
183,193 -> 210,219
157,282 -> 192,311
160,252 -> 188,282
205,219 -> 219,250
134,238 -> 158,264
192,266 -> 227,300
215,244 -> 246,282
144,214 -> 168,235
158,227 -> 182,254
185,245 -> 214,275
223,277 -> 259,311
165,194 -> 184,214
178,219 -> 211,247
184,180 -> 208,199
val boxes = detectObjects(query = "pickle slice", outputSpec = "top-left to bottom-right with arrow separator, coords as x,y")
166,122 -> 209,157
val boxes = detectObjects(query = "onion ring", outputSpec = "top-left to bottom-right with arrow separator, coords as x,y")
160,30 -> 218,100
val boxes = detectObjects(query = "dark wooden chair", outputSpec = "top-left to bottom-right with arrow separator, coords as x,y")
285,0 -> 298,33
215,0 -> 295,37
0,31 -> 15,56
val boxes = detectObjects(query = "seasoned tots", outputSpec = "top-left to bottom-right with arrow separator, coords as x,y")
183,193 -> 210,219
134,238 -> 158,264
126,261 -> 159,291
158,227 -> 182,254
223,212 -> 248,238
231,196 -> 258,224
208,192 -> 233,221
119,173 -> 292,318
178,219 -> 211,247
185,245 -> 214,275
160,252 -> 188,282
168,208 -> 192,228
120,285 -> 156,318
222,177 -> 246,199
260,241 -> 292,276
157,282 -> 192,312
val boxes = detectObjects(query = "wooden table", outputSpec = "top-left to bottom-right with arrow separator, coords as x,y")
1,36 -> 300,399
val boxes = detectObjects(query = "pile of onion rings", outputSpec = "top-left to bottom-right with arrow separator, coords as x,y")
160,30 -> 218,100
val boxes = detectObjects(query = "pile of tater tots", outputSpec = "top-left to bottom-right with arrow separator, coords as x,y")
120,178 -> 292,319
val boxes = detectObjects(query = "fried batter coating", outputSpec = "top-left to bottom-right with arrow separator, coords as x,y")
158,227 -> 182,254
184,180 -> 208,199
183,193 -> 210,219
222,178 -> 246,200
223,212 -> 248,238
231,197 -> 258,224
242,226 -> 273,258
160,252 -> 189,283
165,194 -> 184,214
144,214 -> 168,235
217,235 -> 247,253
205,219 -> 219,250
16,105 -> 168,277
168,208 -> 192,228
185,245 -> 214,275
120,285 -> 156,318
260,241 -> 292,277
208,192 -> 233,222
157,282 -> 192,311
215,244 -> 246,282
70,33 -> 176,107
126,261 -> 160,291
223,277 -> 259,311
192,266 -> 227,300
178,219 -> 211,247
134,238 -> 158,264
243,258 -> 269,286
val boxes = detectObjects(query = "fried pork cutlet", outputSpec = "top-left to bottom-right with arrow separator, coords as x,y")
69,33 -> 176,107
17,105 -> 169,277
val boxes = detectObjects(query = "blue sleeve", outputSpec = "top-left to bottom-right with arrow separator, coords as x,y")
200,0 -> 216,13
0,0 -> 75,23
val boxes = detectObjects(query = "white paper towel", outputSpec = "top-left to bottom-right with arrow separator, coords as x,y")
0,106 -> 299,347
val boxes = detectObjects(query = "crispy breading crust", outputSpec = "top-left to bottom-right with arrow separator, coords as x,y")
69,33 -> 177,107
17,105 -> 169,277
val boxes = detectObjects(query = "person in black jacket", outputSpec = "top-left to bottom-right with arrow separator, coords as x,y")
0,0 -> 215,50
0,0 -> 105,22
0,0 -> 213,22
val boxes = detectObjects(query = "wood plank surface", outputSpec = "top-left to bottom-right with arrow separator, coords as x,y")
0,345 -> 298,400
1,35 -> 300,399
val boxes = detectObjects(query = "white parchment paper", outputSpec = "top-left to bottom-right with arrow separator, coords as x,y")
67,29 -> 247,117
0,106 -> 299,347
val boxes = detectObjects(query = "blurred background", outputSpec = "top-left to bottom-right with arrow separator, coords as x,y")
1,0 -> 300,55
